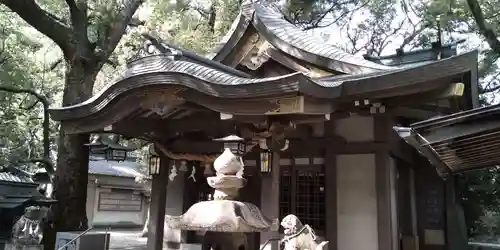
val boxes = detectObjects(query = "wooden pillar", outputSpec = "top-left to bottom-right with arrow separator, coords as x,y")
164,170 -> 186,250
259,148 -> 281,250
324,120 -> 337,249
147,157 -> 169,250
445,177 -> 467,250
375,116 -> 397,250
269,150 -> 281,250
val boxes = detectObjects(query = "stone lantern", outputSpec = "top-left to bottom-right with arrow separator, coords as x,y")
165,148 -> 278,250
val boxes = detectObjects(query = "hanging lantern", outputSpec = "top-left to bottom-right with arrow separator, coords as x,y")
260,151 -> 272,174
213,135 -> 248,156
148,146 -> 161,175
105,147 -> 128,162
85,134 -> 131,162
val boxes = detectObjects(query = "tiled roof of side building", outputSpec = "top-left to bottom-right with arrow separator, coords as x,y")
0,172 -> 34,184
88,158 -> 145,179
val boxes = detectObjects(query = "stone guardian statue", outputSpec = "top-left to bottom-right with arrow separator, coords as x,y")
280,214 -> 328,250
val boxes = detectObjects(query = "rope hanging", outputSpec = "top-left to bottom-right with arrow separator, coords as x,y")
280,225 -> 318,244
155,143 -> 219,162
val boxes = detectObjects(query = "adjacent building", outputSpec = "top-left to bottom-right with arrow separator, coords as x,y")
86,156 -> 150,228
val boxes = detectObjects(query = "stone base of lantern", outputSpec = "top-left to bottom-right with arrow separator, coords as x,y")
202,232 -> 247,250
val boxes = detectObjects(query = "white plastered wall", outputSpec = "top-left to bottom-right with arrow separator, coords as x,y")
335,116 -> 379,250
337,154 -> 378,250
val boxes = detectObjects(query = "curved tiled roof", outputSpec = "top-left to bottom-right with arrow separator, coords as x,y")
50,55 -> 329,120
0,172 -> 34,184
49,51 -> 476,121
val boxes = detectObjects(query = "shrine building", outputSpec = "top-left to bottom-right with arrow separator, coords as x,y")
49,2 -> 479,250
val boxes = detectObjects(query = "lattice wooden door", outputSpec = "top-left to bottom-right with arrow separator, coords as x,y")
280,161 -> 325,235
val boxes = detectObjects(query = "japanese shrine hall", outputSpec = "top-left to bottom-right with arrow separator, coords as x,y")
49,2 -> 479,250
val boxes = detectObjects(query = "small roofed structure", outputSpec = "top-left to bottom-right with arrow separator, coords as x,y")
0,167 -> 55,244
86,154 -> 149,228
48,1 -> 479,250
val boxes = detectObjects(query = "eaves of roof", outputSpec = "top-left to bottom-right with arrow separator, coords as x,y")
48,50 -> 477,121
395,103 -> 500,176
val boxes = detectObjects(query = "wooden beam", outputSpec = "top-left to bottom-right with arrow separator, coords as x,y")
391,107 -> 439,120
114,116 -> 315,140
388,129 -> 416,163
180,91 -> 335,116
384,82 -> 464,106
166,137 -> 387,155
267,48 -> 335,77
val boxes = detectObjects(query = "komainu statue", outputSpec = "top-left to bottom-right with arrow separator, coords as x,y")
11,206 -> 48,246
280,214 -> 328,250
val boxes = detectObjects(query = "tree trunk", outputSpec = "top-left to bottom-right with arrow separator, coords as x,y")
43,63 -> 97,250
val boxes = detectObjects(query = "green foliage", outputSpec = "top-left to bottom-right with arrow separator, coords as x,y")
458,167 -> 500,239
0,8 -> 61,171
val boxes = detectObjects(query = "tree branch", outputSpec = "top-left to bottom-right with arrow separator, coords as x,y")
21,99 -> 39,110
96,0 -> 144,62
64,0 -> 79,18
0,85 -> 54,174
466,0 -> 500,55
0,0 -> 72,53
398,22 -> 429,51
64,0 -> 88,31
49,59 -> 63,71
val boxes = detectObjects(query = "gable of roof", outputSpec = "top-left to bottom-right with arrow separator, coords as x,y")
210,1 -> 391,74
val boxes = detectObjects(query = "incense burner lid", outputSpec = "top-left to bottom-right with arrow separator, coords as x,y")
165,200 -> 279,232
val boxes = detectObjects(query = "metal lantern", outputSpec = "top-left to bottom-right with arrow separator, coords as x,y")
213,135 -> 247,156
104,148 -> 128,162
148,146 -> 161,175
260,151 -> 272,174
85,135 -> 129,161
